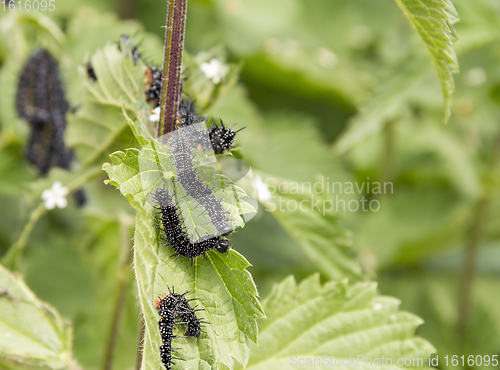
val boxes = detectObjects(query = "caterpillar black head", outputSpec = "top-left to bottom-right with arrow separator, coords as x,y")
215,238 -> 230,253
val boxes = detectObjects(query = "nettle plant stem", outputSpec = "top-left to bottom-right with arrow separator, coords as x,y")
158,0 -> 188,139
456,132 -> 500,348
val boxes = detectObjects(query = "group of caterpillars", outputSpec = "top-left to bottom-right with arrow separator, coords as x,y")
106,36 -> 242,369
142,42 -> 243,370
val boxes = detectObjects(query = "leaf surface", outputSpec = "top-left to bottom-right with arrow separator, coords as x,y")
237,274 -> 435,370
394,0 -> 459,122
0,264 -> 79,370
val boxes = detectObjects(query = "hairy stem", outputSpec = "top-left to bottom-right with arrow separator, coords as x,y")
102,214 -> 134,370
158,0 -> 188,139
135,314 -> 145,370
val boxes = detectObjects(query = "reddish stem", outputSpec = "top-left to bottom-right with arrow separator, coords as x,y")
158,0 -> 188,140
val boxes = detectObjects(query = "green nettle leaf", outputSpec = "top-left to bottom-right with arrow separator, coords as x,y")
237,274 -> 435,370
393,0 -> 459,122
399,122 -> 480,199
334,59 -> 430,155
103,119 -> 264,369
0,264 -> 79,370
258,174 -> 363,280
66,42 -> 148,168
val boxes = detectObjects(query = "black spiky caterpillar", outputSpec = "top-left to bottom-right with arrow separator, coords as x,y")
206,119 -> 242,155
155,289 -> 208,369
16,48 -> 86,206
16,48 -> 72,174
153,187 -> 230,263
144,65 -> 162,107
177,98 -> 242,154
167,132 -> 234,235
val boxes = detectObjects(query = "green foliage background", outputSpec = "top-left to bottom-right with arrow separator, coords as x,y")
0,0 -> 499,369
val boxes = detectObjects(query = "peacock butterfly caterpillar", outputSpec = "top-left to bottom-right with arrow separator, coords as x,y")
166,130 -> 234,235
155,288 -> 208,369
153,187 -> 230,263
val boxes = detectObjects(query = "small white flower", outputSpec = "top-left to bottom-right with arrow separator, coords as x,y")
200,59 -> 227,84
149,107 -> 161,122
316,48 -> 338,69
253,175 -> 272,202
466,67 -> 486,87
41,181 -> 69,210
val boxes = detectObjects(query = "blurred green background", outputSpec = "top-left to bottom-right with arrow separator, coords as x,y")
0,0 -> 500,369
